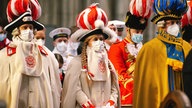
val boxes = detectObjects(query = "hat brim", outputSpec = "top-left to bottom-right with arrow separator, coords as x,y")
4,12 -> 44,32
79,29 -> 108,42
151,14 -> 181,24
71,28 -> 117,42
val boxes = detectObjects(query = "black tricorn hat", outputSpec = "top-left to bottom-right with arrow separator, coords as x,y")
4,11 -> 44,32
125,11 -> 148,30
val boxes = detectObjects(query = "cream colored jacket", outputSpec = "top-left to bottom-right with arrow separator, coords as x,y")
0,41 -> 61,108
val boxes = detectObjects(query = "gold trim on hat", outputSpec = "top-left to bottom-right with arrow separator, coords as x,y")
152,14 -> 181,24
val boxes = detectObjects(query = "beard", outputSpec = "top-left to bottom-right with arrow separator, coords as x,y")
86,46 -> 110,81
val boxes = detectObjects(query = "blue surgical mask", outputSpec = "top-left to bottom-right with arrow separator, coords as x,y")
0,33 -> 6,41
131,33 -> 143,44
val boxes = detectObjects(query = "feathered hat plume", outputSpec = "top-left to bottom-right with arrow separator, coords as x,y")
151,0 -> 188,24
76,3 -> 108,30
7,0 -> 42,22
181,1 -> 192,28
4,0 -> 44,32
71,3 -> 117,42
125,0 -> 152,30
129,0 -> 152,19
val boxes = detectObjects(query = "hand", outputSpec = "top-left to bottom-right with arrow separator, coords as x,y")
104,103 -> 115,108
103,100 -> 115,108
82,100 -> 95,108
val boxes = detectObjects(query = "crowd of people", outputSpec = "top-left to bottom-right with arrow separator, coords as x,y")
0,0 -> 192,108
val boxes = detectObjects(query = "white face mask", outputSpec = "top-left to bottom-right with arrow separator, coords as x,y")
36,39 -> 45,45
20,29 -> 34,41
91,40 -> 104,52
167,24 -> 180,37
56,41 -> 67,53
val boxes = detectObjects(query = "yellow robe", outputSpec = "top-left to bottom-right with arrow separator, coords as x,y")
133,38 -> 191,108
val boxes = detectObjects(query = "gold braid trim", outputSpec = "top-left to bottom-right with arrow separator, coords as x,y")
152,14 -> 181,24
157,29 -> 183,51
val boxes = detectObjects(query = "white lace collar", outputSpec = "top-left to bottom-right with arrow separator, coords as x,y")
126,42 -> 143,58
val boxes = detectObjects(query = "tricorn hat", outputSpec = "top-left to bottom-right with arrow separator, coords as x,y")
4,0 -> 44,32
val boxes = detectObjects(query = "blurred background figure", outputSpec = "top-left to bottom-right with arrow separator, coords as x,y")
109,20 -> 125,41
54,53 -> 65,86
181,0 -> 192,46
0,17 -> 10,50
34,28 -> 46,46
49,27 -> 71,71
105,21 -> 119,51
67,25 -> 80,61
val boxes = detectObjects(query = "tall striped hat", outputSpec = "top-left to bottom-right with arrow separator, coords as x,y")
181,1 -> 192,28
76,3 -> 108,30
71,3 -> 116,42
151,0 -> 188,24
4,0 -> 44,32
125,0 -> 152,30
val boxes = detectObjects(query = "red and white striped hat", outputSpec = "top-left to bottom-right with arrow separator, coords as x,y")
181,1 -> 192,28
76,3 -> 108,30
7,0 -> 41,22
71,3 -> 116,42
4,0 -> 43,32
129,0 -> 152,19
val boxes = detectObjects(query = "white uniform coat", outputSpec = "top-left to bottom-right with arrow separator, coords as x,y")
0,41 -> 61,108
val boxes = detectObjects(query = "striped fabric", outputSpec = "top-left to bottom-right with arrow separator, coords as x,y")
76,3 -> 108,30
6,0 -> 41,22
181,1 -> 192,28
153,0 -> 188,16
129,0 -> 152,18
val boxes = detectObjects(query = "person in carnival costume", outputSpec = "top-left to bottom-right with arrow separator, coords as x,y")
181,1 -> 192,46
0,17 -> 10,50
108,0 -> 152,106
181,0 -> 192,103
61,3 -> 120,108
0,0 -> 61,107
133,0 -> 191,108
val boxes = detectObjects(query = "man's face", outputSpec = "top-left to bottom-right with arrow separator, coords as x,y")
164,20 -> 181,30
53,37 -> 68,47
35,30 -> 45,40
117,28 -> 124,36
108,24 -> 117,32
163,20 -> 181,36
127,28 -> 144,36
